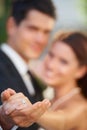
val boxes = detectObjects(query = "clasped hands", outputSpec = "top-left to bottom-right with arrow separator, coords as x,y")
1,88 -> 51,128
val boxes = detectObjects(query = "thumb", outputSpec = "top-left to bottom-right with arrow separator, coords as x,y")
1,88 -> 16,102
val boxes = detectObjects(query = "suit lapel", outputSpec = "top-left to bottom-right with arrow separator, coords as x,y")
0,49 -> 31,98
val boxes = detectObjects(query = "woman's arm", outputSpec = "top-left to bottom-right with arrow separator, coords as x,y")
37,110 -> 65,130
37,104 -> 86,130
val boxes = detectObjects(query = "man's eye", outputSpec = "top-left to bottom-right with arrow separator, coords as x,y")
27,26 -> 38,31
44,31 -> 50,35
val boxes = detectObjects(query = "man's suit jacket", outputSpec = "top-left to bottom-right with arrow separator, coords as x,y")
0,49 -> 44,130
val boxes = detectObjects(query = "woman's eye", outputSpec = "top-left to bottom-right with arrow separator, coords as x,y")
60,59 -> 68,65
48,52 -> 54,58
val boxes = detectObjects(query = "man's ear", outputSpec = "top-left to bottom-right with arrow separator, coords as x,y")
75,66 -> 87,79
6,17 -> 17,36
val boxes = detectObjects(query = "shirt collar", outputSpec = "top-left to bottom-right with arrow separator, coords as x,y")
1,43 -> 28,76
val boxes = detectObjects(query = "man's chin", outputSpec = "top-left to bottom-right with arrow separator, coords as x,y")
29,53 -> 41,59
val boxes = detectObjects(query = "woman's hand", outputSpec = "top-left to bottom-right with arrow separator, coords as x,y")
1,88 -> 51,127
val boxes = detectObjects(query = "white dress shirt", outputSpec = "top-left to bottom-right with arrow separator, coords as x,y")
0,125 -> 18,130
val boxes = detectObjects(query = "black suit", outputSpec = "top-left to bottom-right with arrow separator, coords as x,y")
0,49 -> 44,130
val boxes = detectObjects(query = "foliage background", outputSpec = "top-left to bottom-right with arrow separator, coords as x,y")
0,0 -> 11,43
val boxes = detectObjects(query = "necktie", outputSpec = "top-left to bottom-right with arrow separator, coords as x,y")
24,70 -> 35,95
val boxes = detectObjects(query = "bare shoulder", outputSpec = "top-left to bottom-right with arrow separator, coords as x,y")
50,93 -> 87,129
64,94 -> 87,118
62,95 -> 87,129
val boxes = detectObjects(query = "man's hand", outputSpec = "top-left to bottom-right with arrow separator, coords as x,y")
1,88 -> 16,102
1,88 -> 51,127
0,88 -> 16,130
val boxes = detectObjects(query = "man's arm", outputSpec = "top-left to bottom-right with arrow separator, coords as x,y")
0,105 -> 15,130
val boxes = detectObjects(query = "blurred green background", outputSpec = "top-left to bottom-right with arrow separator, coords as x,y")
0,0 -> 11,43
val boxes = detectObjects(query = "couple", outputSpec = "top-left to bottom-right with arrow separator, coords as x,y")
1,31 -> 87,130
0,0 -> 87,129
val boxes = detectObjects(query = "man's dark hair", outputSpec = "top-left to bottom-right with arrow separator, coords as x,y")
11,0 -> 56,24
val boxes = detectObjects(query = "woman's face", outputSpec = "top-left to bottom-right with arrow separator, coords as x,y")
43,41 -> 80,87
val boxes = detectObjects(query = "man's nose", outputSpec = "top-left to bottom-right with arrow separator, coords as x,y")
35,32 -> 46,44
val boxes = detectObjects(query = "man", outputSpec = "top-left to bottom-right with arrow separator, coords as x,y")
0,0 -> 56,129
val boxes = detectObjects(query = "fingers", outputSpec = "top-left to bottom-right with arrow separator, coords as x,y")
30,99 -> 51,119
9,99 -> 51,119
3,93 -> 31,115
8,99 -> 51,127
42,99 -> 51,108
1,88 -> 16,102
10,99 -> 51,118
33,99 -> 51,113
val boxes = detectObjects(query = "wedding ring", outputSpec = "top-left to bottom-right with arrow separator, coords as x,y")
22,99 -> 26,104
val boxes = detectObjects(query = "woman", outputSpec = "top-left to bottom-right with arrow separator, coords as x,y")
2,31 -> 87,130
36,31 -> 87,130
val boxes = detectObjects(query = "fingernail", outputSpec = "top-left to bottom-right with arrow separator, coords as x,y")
44,99 -> 49,104
44,100 -> 51,108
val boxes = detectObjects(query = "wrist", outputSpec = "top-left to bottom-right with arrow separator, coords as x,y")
0,105 -> 14,130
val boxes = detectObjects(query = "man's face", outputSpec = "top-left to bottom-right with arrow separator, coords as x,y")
7,10 -> 55,62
